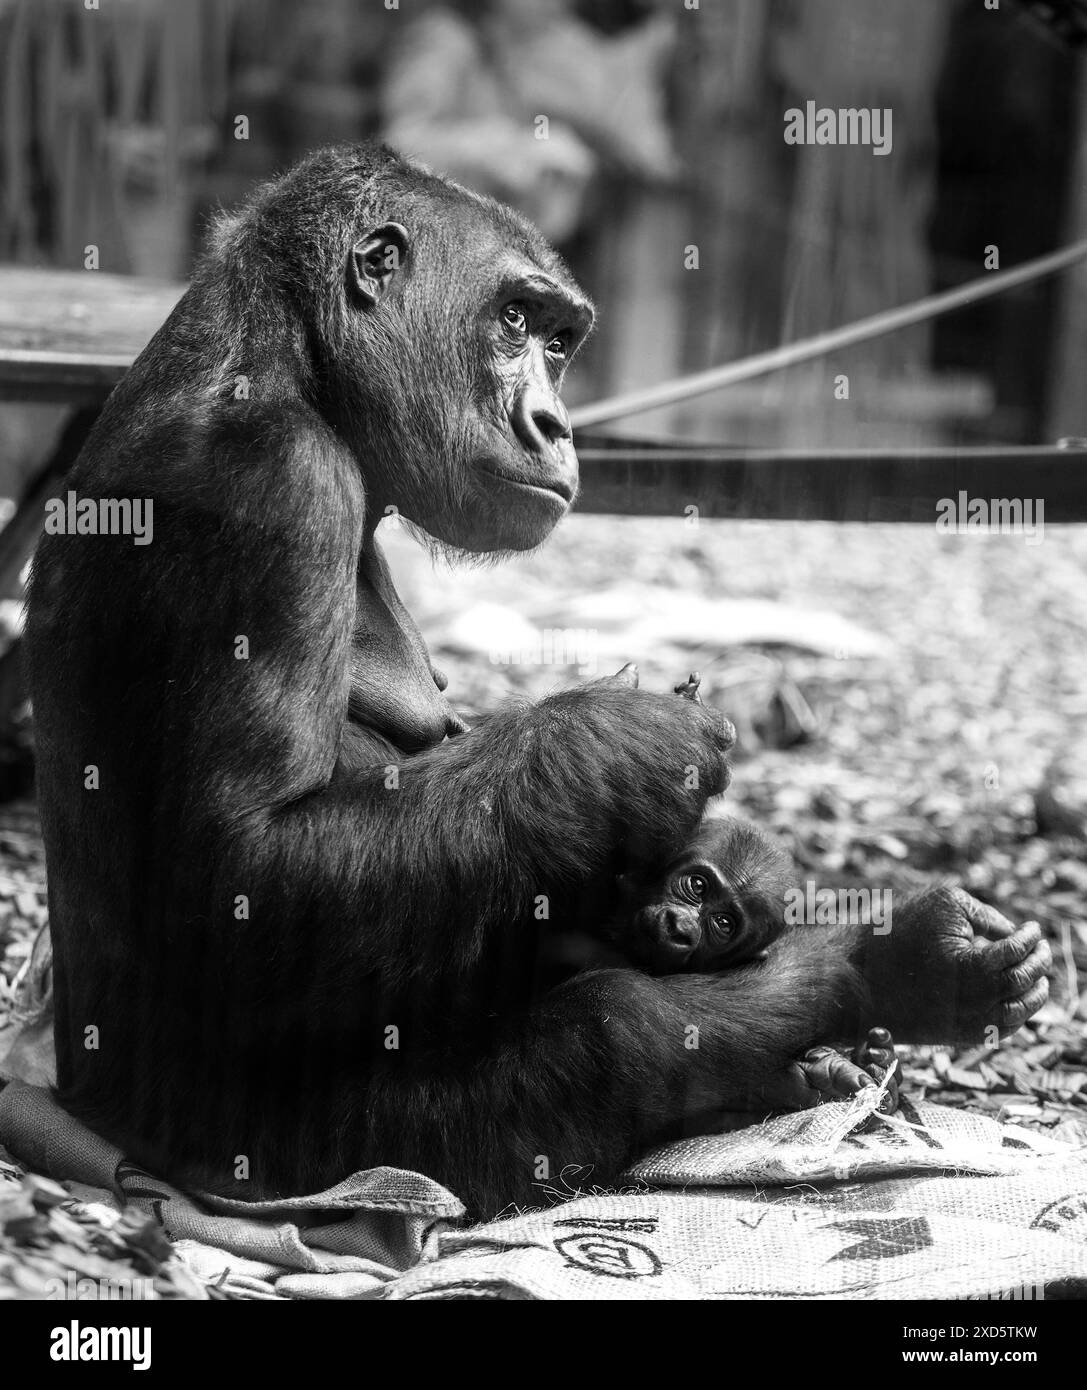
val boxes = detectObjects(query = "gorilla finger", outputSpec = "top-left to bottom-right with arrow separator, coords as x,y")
954,887 -> 1015,940
1001,940 -> 1052,997
674,672 -> 703,702
611,663 -> 639,688
772,1063 -> 823,1110
984,920 -> 1042,967
798,1047 -> 840,1092
801,1047 -> 874,1096
998,977 -> 1049,1033
697,706 -> 736,752
687,710 -> 735,792
865,1054 -> 900,1113
877,1075 -> 900,1115
863,1047 -> 896,1072
853,1027 -> 895,1072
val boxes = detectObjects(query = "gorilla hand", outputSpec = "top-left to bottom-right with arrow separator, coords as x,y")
533,666 -> 735,863
863,887 -> 1050,1044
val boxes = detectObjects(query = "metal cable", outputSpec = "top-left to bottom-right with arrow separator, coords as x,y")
570,240 -> 1087,430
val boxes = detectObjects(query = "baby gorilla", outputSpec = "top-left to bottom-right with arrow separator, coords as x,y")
542,666 -> 902,1113
614,809 -> 901,1112
615,816 -> 790,973
606,801 -> 901,1112
613,671 -> 790,973
623,671 -> 901,1111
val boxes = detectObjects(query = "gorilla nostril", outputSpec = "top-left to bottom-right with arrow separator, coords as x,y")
515,386 -> 571,453
662,910 -> 697,947
533,406 -> 571,445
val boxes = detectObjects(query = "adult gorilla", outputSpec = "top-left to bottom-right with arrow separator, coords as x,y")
25,145 -> 1050,1217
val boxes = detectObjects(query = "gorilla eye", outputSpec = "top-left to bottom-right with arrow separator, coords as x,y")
502,303 -> 528,335
711,914 -> 733,937
546,336 -> 567,360
681,874 -> 708,901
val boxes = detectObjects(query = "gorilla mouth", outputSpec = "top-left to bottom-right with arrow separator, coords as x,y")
480,467 -> 575,506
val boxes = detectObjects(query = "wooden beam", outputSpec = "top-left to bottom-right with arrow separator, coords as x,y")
0,268 -> 183,403
575,444 -> 1087,522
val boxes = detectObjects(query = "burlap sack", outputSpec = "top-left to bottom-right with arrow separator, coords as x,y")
5,1051 -> 1086,1299
385,1089 -> 1087,1300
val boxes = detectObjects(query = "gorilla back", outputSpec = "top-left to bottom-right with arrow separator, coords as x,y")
25,144 -> 1049,1217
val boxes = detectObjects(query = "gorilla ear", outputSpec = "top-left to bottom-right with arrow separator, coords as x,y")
350,223 -> 409,306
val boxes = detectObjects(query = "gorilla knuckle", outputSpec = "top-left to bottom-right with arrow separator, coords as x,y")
1013,921 -> 1042,949
1004,963 -> 1034,992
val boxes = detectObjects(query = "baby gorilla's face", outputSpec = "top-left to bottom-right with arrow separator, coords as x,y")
620,820 -> 792,974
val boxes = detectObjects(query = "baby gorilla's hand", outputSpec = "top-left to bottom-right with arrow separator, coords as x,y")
783,1029 -> 899,1113
852,1026 -> 900,1114
751,1035 -> 900,1114
762,1030 -> 900,1127
793,1045 -> 882,1106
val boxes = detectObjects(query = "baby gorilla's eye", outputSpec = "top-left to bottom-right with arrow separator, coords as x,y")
502,303 -> 528,335
546,335 -> 567,360
681,874 -> 708,901
710,914 -> 733,937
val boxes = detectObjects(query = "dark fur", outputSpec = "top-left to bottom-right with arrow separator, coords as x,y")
25,144 -> 1049,1218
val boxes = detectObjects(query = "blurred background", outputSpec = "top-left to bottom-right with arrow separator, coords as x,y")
3,0 -> 1087,448
2,0 -> 1087,1119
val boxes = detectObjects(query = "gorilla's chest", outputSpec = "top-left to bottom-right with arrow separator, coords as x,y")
347,543 -> 465,753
